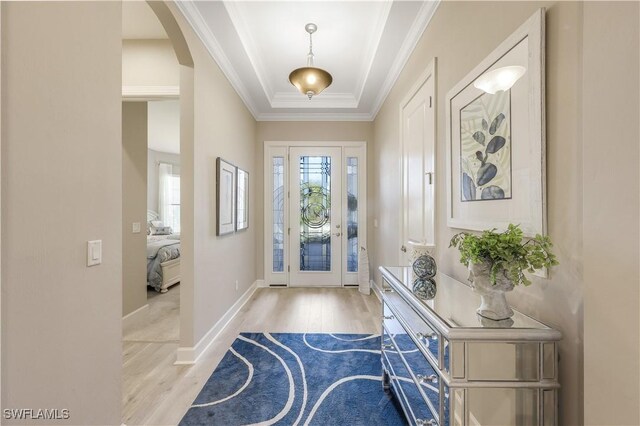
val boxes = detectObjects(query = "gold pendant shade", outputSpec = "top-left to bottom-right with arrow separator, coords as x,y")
288,67 -> 333,100
289,23 -> 333,99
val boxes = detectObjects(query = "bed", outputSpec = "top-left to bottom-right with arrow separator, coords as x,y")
147,210 -> 181,293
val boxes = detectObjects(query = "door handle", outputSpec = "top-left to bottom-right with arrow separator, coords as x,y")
401,245 -> 407,253
333,232 -> 341,237
417,374 -> 439,384
425,171 -> 434,185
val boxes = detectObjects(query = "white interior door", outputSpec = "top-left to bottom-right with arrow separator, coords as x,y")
401,63 -> 436,265
289,147 -> 343,286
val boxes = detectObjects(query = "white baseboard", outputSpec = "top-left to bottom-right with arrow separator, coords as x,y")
256,279 -> 266,288
175,281 -> 258,365
122,303 -> 149,328
371,279 -> 382,302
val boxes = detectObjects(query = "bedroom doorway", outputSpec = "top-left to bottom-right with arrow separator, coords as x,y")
121,1 -> 193,422
264,142 -> 367,287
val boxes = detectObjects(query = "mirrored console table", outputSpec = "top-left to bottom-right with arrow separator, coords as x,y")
379,266 -> 561,426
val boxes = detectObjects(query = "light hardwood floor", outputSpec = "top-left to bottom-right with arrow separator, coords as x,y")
122,286 -> 381,425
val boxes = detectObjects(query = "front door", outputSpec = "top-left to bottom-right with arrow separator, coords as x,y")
289,147 -> 343,286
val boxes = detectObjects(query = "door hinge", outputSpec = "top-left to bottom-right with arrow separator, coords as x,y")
429,96 -> 432,108
288,190 -> 290,199
288,227 -> 290,235
288,265 -> 290,272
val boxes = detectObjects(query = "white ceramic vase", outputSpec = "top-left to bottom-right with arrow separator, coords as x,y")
467,260 -> 515,320
407,240 -> 435,263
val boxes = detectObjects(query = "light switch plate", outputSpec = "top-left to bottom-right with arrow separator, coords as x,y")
132,222 -> 141,233
87,240 -> 102,267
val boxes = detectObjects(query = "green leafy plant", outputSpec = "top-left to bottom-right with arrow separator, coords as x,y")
449,224 -> 558,286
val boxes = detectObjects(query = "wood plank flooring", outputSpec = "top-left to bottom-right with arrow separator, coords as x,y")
122,286 -> 381,425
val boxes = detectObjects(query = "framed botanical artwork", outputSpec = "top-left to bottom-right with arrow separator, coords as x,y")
445,9 -> 546,237
236,168 -> 249,231
216,157 -> 237,236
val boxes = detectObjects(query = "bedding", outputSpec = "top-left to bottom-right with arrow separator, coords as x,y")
149,225 -> 173,235
147,235 -> 181,291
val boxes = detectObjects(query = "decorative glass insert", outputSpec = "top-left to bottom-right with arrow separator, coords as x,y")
272,157 -> 285,272
346,157 -> 358,272
299,156 -> 331,271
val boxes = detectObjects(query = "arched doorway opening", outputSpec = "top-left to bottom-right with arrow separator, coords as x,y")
121,2 -> 195,423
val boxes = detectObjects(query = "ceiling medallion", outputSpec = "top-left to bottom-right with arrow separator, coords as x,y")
288,23 -> 333,100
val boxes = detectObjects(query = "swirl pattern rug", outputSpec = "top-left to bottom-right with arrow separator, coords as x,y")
179,333 -> 407,425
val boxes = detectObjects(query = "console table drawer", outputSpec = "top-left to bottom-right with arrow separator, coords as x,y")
403,344 -> 443,416
384,302 -> 444,415
383,327 -> 438,426
383,287 -> 440,368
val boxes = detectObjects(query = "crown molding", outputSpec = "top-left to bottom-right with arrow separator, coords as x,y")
270,92 -> 358,109
174,1 -> 260,119
257,112 -> 374,122
370,0 -> 441,120
223,1 -> 275,101
354,0 -> 393,104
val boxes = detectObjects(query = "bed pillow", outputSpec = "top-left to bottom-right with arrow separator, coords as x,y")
149,225 -> 173,235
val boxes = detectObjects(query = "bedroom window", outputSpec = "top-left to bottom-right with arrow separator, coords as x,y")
159,162 -> 180,233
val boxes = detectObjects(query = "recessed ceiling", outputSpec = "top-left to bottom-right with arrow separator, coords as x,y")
122,1 -> 168,40
176,1 -> 440,121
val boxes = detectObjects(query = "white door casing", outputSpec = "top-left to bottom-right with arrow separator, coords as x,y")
400,59 -> 437,265
264,142 -> 367,287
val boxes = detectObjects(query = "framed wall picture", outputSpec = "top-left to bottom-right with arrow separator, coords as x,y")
445,9 -> 546,237
236,168 -> 249,231
216,157 -> 236,236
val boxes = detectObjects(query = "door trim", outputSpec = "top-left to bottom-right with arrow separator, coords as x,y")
398,58 -> 437,265
263,141 -> 367,287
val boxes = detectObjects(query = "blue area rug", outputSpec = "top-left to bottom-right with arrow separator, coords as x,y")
179,333 -> 407,426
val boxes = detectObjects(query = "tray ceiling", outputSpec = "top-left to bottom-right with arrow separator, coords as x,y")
176,1 -> 440,121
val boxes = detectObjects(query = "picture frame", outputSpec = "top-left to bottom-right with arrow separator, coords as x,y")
236,168 -> 249,231
445,8 -> 546,238
216,157 -> 237,236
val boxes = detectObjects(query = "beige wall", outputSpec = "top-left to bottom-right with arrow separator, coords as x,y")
371,2 -> 584,424
122,102 -> 149,317
255,121 -> 374,279
1,2 -> 122,424
168,5 -> 258,346
122,39 -> 179,88
582,3 -> 640,425
178,63 -> 196,347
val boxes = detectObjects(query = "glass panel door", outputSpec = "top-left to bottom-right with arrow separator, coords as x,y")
289,147 -> 342,286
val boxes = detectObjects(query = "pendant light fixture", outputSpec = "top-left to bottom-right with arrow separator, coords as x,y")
289,23 -> 333,99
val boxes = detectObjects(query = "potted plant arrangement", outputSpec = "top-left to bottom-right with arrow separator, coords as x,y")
449,224 -> 558,320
